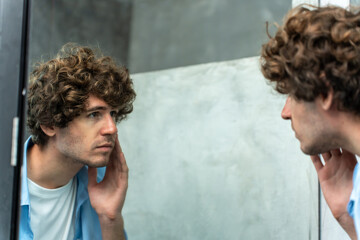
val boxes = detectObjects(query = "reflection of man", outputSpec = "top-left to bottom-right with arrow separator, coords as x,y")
261,5 -> 360,239
20,44 -> 136,239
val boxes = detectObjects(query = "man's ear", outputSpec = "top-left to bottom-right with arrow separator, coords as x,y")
318,71 -> 335,111
319,87 -> 334,111
40,125 -> 56,137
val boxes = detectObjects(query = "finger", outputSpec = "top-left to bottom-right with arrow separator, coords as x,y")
342,148 -> 355,156
111,138 -> 121,158
330,149 -> 341,156
112,136 -> 122,153
322,152 -> 332,162
119,152 -> 129,174
111,139 -> 124,172
311,155 -> 324,172
118,152 -> 129,189
341,149 -> 358,165
116,137 -> 123,153
103,145 -> 118,181
108,138 -> 121,167
88,167 -> 98,188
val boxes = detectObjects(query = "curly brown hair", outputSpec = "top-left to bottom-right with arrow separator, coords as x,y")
27,43 -> 136,145
261,5 -> 360,114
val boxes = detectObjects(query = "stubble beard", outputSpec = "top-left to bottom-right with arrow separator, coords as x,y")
300,131 -> 338,156
69,150 -> 112,168
60,138 -> 113,168
57,121 -> 116,168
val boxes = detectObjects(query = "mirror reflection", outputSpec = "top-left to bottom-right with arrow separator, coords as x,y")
20,0 -> 321,239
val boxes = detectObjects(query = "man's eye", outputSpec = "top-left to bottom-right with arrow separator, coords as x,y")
88,112 -> 100,118
110,111 -> 118,117
110,111 -> 119,121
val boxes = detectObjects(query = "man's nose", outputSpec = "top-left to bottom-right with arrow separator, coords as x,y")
281,96 -> 291,120
101,114 -> 117,135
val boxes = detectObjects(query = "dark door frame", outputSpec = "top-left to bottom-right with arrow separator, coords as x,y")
0,0 -> 30,239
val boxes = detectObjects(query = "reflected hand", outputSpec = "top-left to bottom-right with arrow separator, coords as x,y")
88,137 -> 128,240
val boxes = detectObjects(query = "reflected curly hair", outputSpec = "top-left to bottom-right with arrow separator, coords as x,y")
27,44 -> 136,145
261,5 -> 360,114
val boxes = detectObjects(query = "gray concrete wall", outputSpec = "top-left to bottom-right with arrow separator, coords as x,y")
129,0 -> 291,73
28,0 -> 132,65
28,0 -> 291,73
119,57 -> 319,240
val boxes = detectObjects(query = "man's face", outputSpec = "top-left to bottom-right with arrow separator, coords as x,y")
54,95 -> 118,167
281,96 -> 336,155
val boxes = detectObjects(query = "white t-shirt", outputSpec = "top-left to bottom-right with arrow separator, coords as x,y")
28,177 -> 77,240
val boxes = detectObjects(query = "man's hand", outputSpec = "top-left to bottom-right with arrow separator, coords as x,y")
311,149 -> 357,239
88,138 -> 128,240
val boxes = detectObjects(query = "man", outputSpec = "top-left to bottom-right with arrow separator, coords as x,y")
20,44 -> 136,239
261,5 -> 360,239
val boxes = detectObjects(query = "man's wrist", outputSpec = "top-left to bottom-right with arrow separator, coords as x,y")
337,213 -> 357,240
99,214 -> 126,240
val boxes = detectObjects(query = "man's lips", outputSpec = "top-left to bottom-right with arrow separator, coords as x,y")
97,144 -> 113,148
95,143 -> 114,151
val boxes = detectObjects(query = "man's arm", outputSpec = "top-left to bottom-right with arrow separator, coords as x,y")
88,138 -> 128,240
311,149 -> 357,240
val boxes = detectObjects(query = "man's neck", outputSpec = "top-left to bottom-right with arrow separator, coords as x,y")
336,113 -> 360,156
27,141 -> 84,189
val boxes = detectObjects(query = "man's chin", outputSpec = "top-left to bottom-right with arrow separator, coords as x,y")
86,158 -> 110,168
87,163 -> 107,168
300,147 -> 314,155
300,143 -> 326,156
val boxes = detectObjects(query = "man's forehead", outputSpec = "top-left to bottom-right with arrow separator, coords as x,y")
85,95 -> 118,111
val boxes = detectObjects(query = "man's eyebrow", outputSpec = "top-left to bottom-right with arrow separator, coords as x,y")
85,106 -> 108,112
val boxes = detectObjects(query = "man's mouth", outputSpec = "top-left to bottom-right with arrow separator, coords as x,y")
96,143 -> 114,151
97,143 -> 113,147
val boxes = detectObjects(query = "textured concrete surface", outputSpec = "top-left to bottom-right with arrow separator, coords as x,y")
292,0 -> 319,7
28,0 -> 291,73
321,0 -> 350,7
129,0 -> 291,73
28,0 -> 132,66
118,57 -> 319,240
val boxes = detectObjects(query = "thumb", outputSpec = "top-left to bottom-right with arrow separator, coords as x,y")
88,167 -> 98,188
310,155 -> 324,172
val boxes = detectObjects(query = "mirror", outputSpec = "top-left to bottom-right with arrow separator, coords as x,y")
22,0 -> 320,239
